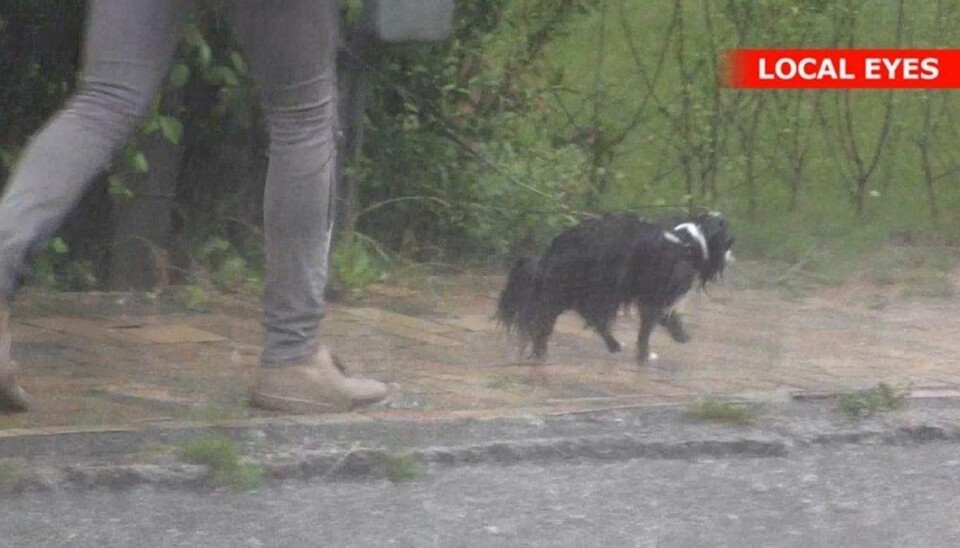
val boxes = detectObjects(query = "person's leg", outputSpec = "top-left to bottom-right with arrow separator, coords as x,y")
0,0 -> 188,411
230,0 -> 338,368
231,0 -> 388,412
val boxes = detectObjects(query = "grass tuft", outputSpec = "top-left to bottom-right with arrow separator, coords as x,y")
179,435 -> 262,491
836,383 -> 910,418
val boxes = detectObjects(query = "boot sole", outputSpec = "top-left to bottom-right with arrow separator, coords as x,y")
250,392 -> 351,414
250,387 -> 393,414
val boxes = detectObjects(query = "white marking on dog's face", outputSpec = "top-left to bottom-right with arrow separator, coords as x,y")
663,231 -> 682,245
673,223 -> 709,261
725,249 -> 735,264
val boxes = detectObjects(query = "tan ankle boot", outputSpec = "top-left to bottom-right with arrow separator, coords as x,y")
250,346 -> 390,413
0,308 -> 30,412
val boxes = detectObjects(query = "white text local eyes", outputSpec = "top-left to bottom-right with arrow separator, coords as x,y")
758,57 -> 939,80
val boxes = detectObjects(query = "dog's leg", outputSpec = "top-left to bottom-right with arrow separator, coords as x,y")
592,304 -> 623,353
598,324 -> 622,353
530,309 -> 559,360
659,311 -> 691,343
636,307 -> 660,362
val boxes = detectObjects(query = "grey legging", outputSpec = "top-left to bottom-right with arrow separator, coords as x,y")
0,0 -> 340,367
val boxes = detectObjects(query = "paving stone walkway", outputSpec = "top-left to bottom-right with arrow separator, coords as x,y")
1,270 -> 958,433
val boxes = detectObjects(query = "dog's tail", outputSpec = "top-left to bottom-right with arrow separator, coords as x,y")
495,257 -> 540,338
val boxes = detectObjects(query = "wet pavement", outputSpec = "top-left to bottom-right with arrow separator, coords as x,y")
2,268 -> 959,435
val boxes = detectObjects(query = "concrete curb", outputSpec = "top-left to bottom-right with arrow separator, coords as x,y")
262,434 -> 791,481
3,400 -> 960,494
3,433 -> 792,493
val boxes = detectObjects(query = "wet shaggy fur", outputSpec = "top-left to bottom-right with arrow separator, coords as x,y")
496,212 -> 735,362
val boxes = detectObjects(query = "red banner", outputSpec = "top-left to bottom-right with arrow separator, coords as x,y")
724,49 -> 960,89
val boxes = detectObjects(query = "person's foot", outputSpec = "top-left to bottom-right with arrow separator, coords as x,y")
0,307 -> 30,412
250,346 -> 391,413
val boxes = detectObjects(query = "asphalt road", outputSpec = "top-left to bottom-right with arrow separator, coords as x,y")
2,442 -> 959,548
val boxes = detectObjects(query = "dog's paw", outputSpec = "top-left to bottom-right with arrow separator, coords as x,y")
637,351 -> 659,363
605,339 -> 623,353
672,331 -> 691,344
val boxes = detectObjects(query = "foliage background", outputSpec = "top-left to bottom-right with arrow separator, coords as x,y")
1,0 -> 958,293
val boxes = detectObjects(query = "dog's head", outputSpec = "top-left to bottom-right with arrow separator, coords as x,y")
671,211 -> 735,285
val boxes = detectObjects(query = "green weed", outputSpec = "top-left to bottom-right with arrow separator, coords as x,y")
195,236 -> 262,294
836,383 -> 910,418
176,284 -> 209,311
331,235 -> 387,299
179,435 -> 262,491
28,237 -> 70,290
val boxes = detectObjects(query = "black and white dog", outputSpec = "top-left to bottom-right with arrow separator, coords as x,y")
496,211 -> 734,362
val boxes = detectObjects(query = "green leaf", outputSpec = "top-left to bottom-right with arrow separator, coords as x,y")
197,43 -> 213,68
123,148 -> 149,174
49,237 -> 69,255
108,175 -> 136,200
345,0 -> 365,23
229,52 -> 247,75
159,116 -> 183,145
143,112 -> 161,134
132,151 -> 149,174
170,63 -> 190,88
209,65 -> 239,87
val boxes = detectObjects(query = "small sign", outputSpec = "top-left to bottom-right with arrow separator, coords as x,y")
724,49 -> 960,89
365,0 -> 454,43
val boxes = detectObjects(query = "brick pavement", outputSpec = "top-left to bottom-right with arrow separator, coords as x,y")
1,271 -> 958,433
